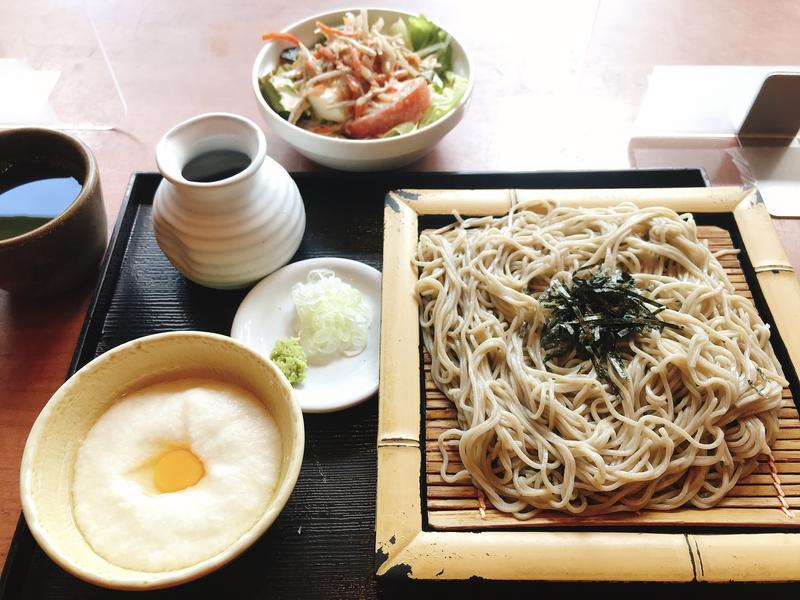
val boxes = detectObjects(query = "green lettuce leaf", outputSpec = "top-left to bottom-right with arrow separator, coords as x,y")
407,15 -> 452,75
407,15 -> 444,51
380,121 -> 418,138
259,67 -> 302,118
436,42 -> 453,75
419,73 -> 468,127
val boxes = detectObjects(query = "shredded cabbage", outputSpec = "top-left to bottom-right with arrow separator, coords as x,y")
291,269 -> 372,357
388,17 -> 411,48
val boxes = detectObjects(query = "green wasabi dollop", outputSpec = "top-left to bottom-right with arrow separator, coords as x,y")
269,337 -> 307,386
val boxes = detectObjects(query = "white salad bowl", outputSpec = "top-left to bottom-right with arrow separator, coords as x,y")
251,7 -> 474,171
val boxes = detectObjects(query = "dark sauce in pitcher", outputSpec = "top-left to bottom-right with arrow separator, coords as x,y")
181,150 -> 251,183
0,162 -> 82,240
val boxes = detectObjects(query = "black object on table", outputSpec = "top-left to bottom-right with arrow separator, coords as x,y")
6,169 -> 793,598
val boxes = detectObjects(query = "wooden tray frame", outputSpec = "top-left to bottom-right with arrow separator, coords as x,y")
375,186 -> 800,582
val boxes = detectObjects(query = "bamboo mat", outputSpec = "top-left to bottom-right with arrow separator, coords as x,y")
424,225 -> 800,530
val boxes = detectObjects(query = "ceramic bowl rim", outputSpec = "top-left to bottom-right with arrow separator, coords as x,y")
250,6 -> 475,146
0,127 -> 98,247
154,112 -> 268,189
19,330 -> 305,590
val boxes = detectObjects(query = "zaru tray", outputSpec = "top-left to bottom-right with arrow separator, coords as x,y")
377,186 -> 800,583
6,168 -> 794,600
425,225 -> 800,530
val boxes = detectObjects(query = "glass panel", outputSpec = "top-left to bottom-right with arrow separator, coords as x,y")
0,0 -> 125,130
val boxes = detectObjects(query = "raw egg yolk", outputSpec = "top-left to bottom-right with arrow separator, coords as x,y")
154,449 -> 204,493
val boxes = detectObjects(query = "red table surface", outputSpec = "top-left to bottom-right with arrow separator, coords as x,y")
3,0 -> 800,568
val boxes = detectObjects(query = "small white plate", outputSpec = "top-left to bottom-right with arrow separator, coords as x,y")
231,257 -> 381,413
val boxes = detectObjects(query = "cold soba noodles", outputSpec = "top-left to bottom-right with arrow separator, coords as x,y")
414,203 -> 786,517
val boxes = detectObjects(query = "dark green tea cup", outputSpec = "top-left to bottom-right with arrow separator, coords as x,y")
0,128 -> 107,296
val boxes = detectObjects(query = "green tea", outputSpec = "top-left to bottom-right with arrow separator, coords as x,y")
0,162 -> 81,240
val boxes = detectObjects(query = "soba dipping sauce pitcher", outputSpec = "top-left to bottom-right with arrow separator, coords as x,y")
152,113 -> 305,289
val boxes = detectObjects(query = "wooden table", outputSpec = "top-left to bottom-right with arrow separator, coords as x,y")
3,0 -> 800,578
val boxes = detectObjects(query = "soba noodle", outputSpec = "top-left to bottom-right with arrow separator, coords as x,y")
414,202 -> 787,517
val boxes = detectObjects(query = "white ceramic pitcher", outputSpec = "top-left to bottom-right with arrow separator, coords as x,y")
152,113 -> 305,289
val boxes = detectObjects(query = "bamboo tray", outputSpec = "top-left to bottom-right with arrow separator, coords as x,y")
376,186 -> 800,582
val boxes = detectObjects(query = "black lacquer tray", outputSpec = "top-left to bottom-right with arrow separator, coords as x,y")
11,169 -> 792,598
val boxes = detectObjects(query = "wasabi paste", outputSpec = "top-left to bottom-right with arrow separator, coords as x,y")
269,337 -> 307,385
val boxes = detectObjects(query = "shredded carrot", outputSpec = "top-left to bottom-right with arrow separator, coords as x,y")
316,21 -> 358,39
406,53 -> 421,68
261,32 -> 302,45
345,74 -> 363,99
318,46 -> 336,62
341,47 -> 362,71
340,47 -> 371,90
311,125 -> 339,135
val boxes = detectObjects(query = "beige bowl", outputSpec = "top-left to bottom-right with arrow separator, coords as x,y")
20,331 -> 304,590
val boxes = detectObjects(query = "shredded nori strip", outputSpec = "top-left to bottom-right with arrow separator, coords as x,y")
540,266 -> 680,389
